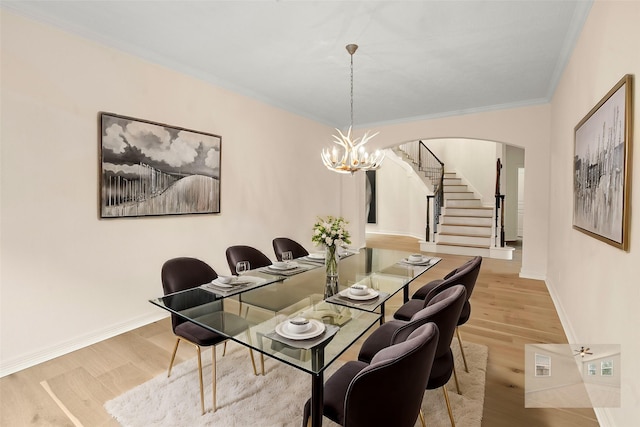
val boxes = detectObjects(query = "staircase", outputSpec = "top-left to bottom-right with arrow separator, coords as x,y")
394,141 -> 513,260
436,172 -> 494,256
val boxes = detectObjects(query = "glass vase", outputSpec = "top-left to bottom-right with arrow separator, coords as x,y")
325,245 -> 338,278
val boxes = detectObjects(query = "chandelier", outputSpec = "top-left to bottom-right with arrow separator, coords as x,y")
322,44 -> 384,174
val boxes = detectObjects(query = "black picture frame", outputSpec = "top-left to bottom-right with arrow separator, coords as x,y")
99,112 -> 221,218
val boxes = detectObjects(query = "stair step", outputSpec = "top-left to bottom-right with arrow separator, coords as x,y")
443,178 -> 462,184
445,199 -> 483,208
440,224 -> 492,236
444,192 -> 476,200
441,216 -> 493,226
432,243 -> 492,257
437,242 -> 490,249
444,185 -> 467,191
439,232 -> 493,238
437,233 -> 492,246
443,204 -> 490,212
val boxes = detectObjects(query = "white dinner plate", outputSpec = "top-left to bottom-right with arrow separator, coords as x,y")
268,262 -> 298,271
339,288 -> 379,301
275,319 -> 326,340
307,252 -> 325,260
402,257 -> 433,265
211,278 -> 235,288
210,277 -> 253,287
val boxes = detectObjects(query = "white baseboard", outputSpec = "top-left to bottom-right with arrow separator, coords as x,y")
544,278 -> 616,427
519,269 -> 546,280
594,408 -> 615,427
365,230 -> 424,240
0,312 -> 167,378
544,277 -> 577,343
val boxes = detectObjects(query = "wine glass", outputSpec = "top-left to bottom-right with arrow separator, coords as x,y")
236,261 -> 250,275
282,251 -> 293,262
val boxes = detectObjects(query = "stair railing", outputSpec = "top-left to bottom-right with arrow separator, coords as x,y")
495,159 -> 506,247
398,141 -> 444,242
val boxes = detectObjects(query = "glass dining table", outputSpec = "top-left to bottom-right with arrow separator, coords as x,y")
150,247 -> 440,427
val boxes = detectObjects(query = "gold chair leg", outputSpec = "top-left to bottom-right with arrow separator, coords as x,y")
455,327 -> 469,373
223,341 -> 227,356
419,409 -> 426,427
452,363 -> 461,395
249,349 -> 258,376
167,338 -> 181,377
196,345 -> 205,415
442,387 -> 456,427
260,353 -> 265,376
212,345 -> 217,413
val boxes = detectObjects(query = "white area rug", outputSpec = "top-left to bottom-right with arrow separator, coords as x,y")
105,339 -> 487,427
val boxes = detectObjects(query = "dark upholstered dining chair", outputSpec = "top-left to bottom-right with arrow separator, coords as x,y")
272,237 -> 309,261
225,244 -> 310,318
360,285 -> 467,427
161,257 -> 258,414
301,322 -> 440,427
394,256 -> 482,372
225,245 -> 273,275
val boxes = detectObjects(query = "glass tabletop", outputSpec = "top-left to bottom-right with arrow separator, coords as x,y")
149,247 -> 440,375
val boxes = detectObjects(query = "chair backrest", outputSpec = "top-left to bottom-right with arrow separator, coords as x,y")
424,256 -> 481,311
161,257 -> 219,331
391,285 -> 466,352
343,323 -> 440,427
410,285 -> 466,360
225,245 -> 272,275
272,237 -> 309,261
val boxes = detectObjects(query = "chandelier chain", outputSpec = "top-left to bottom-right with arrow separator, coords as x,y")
350,50 -> 354,129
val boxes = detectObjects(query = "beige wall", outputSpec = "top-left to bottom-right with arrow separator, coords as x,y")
0,10 -> 340,374
365,150 -> 429,238
547,1 -> 640,425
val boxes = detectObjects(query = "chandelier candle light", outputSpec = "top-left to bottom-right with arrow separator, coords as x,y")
321,44 -> 384,174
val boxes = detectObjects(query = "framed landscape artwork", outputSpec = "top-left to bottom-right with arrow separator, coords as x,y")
573,74 -> 633,250
100,113 -> 221,218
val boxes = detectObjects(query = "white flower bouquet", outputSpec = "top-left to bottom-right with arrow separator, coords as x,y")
311,216 -> 351,248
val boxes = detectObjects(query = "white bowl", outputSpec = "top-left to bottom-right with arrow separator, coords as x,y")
408,254 -> 423,262
288,317 -> 311,333
273,261 -> 288,269
350,284 -> 369,296
217,275 -> 233,284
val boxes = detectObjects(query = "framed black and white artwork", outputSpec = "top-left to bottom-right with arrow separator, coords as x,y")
99,112 -> 221,218
573,74 -> 633,250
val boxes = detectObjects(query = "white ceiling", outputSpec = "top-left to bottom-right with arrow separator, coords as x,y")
3,1 -> 593,128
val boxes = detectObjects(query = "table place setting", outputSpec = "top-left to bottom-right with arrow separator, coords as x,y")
326,283 -> 390,309
265,316 -> 339,350
200,275 -> 262,294
260,261 -> 312,276
397,253 -> 441,267
300,251 -> 326,264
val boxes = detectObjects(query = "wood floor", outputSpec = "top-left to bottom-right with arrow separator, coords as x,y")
0,235 -> 600,427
